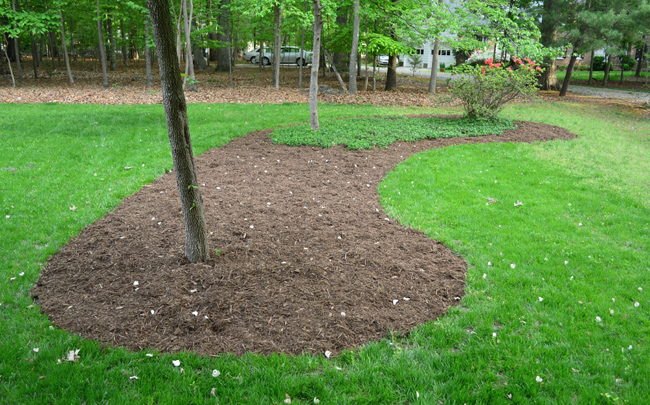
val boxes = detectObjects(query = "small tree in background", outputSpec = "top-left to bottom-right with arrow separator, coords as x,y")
408,53 -> 422,76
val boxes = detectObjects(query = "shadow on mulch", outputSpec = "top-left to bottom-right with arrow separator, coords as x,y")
32,116 -> 577,356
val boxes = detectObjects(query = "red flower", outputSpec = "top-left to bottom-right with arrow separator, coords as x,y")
536,66 -> 542,71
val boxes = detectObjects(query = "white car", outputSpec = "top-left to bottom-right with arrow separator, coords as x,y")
243,47 -> 262,62
250,46 -> 312,66
377,55 -> 398,65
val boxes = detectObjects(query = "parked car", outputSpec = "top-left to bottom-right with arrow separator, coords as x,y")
243,48 -> 263,62
377,55 -> 398,65
250,46 -> 313,66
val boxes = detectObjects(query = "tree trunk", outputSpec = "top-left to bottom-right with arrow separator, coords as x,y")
602,54 -> 611,86
30,34 -> 38,78
183,0 -> 197,91
11,0 -> 23,87
299,0 -> 307,89
272,5 -> 282,89
538,58 -> 559,90
47,31 -> 56,69
348,0 -> 360,94
324,48 -> 347,91
3,39 -> 16,87
96,0 -> 109,87
428,38 -> 440,94
214,0 -> 230,72
107,17 -> 117,71
619,55 -> 625,84
121,19 -> 128,66
146,0 -> 210,263
309,0 -> 322,131
587,49 -> 595,84
145,19 -> 153,87
385,55 -> 397,90
59,10 -> 74,84
332,7 -> 347,71
559,54 -> 577,96
538,0 -> 559,91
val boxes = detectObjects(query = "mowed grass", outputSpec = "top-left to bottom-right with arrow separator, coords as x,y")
556,70 -> 650,91
1,100 -> 649,403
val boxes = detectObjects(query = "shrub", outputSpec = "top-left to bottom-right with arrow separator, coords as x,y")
592,56 -> 606,71
449,57 -> 541,120
619,55 -> 635,71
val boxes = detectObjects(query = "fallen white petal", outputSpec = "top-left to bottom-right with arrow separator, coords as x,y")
172,360 -> 181,367
483,273 -> 487,279
212,369 -> 220,377
538,297 -> 544,302
634,302 -> 640,307
596,316 -> 602,322
536,376 -> 543,383
510,264 -> 516,269
191,311 -> 198,316
146,353 -> 154,357
314,398 -> 320,404
393,299 -> 399,305
33,348 -> 39,353
324,350 -> 332,359
129,376 -> 139,380
133,281 -> 139,286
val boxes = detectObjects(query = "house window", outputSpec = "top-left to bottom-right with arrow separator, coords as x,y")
435,49 -> 451,56
416,49 -> 424,55
475,35 -> 485,42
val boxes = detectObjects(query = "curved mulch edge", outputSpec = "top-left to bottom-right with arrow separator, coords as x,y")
32,117 -> 577,356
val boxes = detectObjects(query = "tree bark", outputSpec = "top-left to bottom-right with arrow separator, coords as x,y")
559,54 -> 577,96
30,34 -> 38,78
96,0 -> 109,87
214,0 -> 230,72
272,5 -> 282,89
385,55 -> 397,90
299,0 -> 307,89
587,49 -> 595,84
348,0 -> 360,94
121,19 -> 128,66
145,19 -> 153,87
107,17 -> 117,71
11,0 -> 23,87
146,0 -> 210,263
324,48 -> 347,91
182,0 -> 197,91
47,31 -> 56,69
428,38 -> 440,94
59,10 -> 74,84
538,0 -> 559,90
309,0 -> 322,130
602,54 -> 611,86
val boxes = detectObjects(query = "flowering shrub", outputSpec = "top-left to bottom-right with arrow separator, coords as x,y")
450,57 -> 542,120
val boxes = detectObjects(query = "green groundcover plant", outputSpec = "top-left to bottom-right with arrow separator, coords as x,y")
451,57 -> 542,119
271,115 -> 515,150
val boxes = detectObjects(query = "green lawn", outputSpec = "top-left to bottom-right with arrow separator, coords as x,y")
1,101 -> 649,403
556,69 -> 650,89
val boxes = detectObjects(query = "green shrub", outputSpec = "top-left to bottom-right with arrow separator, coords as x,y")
592,55 -> 606,71
619,54 -> 635,71
450,57 -> 541,120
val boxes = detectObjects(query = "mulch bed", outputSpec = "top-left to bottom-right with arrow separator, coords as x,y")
32,117 -> 577,356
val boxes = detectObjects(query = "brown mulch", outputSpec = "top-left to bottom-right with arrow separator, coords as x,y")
0,60 -> 454,107
32,118 -> 577,356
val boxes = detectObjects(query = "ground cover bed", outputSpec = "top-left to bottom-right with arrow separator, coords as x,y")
2,95 -> 650,402
31,116 -> 575,356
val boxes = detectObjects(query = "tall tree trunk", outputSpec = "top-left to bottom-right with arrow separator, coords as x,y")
348,0 -> 360,94
214,0 -> 230,71
146,0 -> 209,263
47,31 -> 56,69
309,0 -> 322,130
183,0 -> 197,91
107,17 -> 117,71
619,55 -> 625,84
538,0 -> 559,90
299,0 -> 307,89
59,10 -> 74,84
30,34 -> 38,78
385,55 -> 397,90
11,0 -> 23,87
324,48 -> 347,91
121,19 -> 128,66
602,54 -> 611,86
559,54 -> 577,96
428,38 -> 440,94
145,19 -> 153,87
332,7 -> 347,70
3,39 -> 16,87
272,5 -> 282,89
96,0 -> 109,87
587,49 -> 595,84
